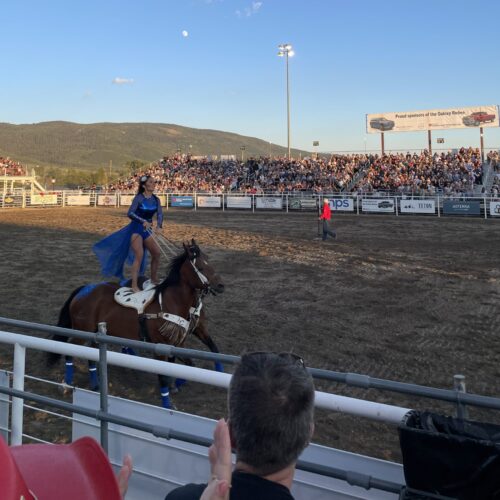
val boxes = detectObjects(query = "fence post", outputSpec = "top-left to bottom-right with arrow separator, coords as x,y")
98,322 -> 109,453
484,196 -> 488,220
395,197 -> 398,217
437,195 -> 440,217
454,374 -> 468,420
11,343 -> 26,445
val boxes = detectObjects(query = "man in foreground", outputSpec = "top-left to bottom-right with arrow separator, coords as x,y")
166,351 -> 315,500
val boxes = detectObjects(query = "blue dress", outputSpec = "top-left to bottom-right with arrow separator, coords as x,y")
93,194 -> 163,281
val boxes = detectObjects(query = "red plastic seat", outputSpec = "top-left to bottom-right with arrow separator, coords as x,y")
0,436 -> 122,500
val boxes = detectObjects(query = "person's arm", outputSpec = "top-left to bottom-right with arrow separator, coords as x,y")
127,194 -> 146,224
156,196 -> 163,229
201,419 -> 232,500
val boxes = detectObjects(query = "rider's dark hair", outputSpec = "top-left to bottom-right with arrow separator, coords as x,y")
137,175 -> 150,195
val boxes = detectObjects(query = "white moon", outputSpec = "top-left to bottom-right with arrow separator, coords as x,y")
182,30 -> 189,37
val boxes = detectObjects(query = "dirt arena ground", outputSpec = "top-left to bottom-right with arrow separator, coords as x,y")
0,207 -> 499,461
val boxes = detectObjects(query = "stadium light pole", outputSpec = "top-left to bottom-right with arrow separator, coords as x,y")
278,43 -> 294,160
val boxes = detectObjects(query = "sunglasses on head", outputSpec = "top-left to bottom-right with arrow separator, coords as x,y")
245,351 -> 306,369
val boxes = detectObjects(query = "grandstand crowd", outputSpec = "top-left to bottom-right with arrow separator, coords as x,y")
3,149 -> 500,196
1,157 -> 26,176
105,147 -> 491,197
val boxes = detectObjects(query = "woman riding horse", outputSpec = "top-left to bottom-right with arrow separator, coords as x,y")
48,240 -> 224,409
93,175 -> 163,292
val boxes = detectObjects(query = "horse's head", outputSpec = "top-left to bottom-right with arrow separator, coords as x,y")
183,239 -> 225,294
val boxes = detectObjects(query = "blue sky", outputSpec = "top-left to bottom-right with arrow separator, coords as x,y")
2,0 -> 500,154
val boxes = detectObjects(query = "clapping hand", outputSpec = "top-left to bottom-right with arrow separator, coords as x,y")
201,419 -> 232,500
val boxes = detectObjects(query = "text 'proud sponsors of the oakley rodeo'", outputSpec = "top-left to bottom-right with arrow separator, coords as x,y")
366,105 -> 499,133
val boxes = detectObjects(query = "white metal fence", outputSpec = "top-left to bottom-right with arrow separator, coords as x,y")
1,190 -> 500,218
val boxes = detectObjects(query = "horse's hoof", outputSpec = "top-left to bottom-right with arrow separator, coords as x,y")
170,386 -> 179,395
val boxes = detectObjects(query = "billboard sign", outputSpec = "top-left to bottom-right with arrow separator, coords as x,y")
171,196 -> 194,207
489,201 -> 500,216
361,198 -> 395,213
400,199 -> 436,214
197,196 -> 221,208
66,195 -> 91,206
256,197 -> 282,210
226,196 -> 252,209
367,105 -> 499,133
31,193 -> 58,205
119,194 -> 135,206
443,200 -> 481,215
329,198 -> 354,212
97,195 -> 117,206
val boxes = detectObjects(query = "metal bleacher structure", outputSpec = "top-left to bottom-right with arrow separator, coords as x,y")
1,317 -> 500,499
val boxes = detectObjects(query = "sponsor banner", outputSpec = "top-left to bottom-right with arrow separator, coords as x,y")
198,196 -> 221,208
30,193 -> 58,205
289,198 -> 317,210
119,194 -> 135,206
226,196 -> 252,209
329,198 -> 354,212
1,195 -> 22,206
489,201 -> 500,216
97,194 -> 117,206
400,199 -> 436,214
157,195 -> 167,206
367,105 -> 499,133
66,195 -> 91,206
443,200 -> 481,215
171,196 -> 193,207
256,197 -> 282,210
361,198 -> 395,213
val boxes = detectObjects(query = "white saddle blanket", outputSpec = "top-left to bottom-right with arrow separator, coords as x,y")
114,287 -> 156,314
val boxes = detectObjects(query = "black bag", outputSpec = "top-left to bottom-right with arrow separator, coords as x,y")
398,411 -> 500,499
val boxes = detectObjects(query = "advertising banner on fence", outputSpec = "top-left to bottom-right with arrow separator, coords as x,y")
489,201 -> 500,216
97,195 -> 117,206
171,196 -> 193,207
198,196 -> 221,208
400,199 -> 436,214
289,198 -> 317,210
329,199 -> 354,212
256,197 -> 282,210
226,196 -> 252,209
361,198 -> 395,213
443,200 -> 481,215
66,195 -> 91,206
367,105 -> 499,133
30,193 -> 58,205
119,194 -> 134,206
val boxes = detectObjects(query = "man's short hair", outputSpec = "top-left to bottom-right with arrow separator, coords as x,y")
228,352 -> 315,475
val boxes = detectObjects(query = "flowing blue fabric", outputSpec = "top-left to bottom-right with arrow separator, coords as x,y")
93,193 -> 162,281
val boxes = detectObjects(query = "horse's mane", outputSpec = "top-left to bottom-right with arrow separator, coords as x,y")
155,244 -> 200,297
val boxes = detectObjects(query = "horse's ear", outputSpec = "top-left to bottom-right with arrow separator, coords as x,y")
191,238 -> 196,246
182,241 -> 188,253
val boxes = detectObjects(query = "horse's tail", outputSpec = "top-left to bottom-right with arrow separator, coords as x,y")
47,286 -> 85,366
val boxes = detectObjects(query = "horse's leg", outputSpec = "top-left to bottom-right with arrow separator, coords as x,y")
155,354 -> 176,409
88,356 -> 99,391
64,356 -> 74,385
192,319 -> 224,372
121,346 -> 137,355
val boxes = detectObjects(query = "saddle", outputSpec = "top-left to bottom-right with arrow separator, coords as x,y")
114,280 -> 156,314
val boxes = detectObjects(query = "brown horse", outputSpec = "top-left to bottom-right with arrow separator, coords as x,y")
47,239 -> 224,408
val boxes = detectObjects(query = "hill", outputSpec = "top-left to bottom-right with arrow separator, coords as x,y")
0,121 -> 309,170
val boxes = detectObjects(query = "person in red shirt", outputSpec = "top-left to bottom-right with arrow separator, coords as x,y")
318,198 -> 337,241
